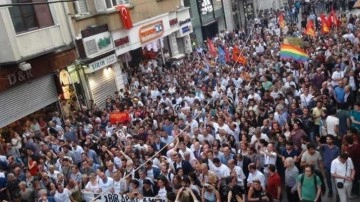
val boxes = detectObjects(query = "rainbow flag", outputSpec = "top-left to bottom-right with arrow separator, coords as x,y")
280,44 -> 309,62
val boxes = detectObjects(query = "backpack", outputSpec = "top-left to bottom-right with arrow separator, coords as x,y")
300,174 -> 322,202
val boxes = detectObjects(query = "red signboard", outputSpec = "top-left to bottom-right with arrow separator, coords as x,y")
116,5 -> 133,30
114,36 -> 130,47
110,112 -> 131,124
169,18 -> 178,26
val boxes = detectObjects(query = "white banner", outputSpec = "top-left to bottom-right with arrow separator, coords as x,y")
82,191 -> 167,202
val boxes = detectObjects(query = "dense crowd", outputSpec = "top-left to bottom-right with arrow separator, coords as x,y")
2,1 -> 360,202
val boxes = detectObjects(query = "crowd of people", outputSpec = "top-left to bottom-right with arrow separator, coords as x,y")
1,1 -> 360,202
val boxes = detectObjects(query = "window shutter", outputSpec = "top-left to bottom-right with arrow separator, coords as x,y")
76,0 -> 89,14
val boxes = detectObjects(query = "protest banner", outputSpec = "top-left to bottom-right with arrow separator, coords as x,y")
82,191 -> 167,202
109,112 -> 131,124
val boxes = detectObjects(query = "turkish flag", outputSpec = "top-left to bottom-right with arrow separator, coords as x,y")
116,5 -> 133,30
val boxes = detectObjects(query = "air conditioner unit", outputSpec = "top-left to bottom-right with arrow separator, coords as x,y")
94,0 -> 107,12
18,62 -> 32,71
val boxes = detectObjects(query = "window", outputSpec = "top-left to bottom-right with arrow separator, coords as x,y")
74,0 -> 89,14
9,0 -> 54,33
105,0 -> 130,9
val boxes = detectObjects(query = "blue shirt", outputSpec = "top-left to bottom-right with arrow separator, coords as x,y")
220,154 -> 234,166
334,87 -> 345,103
321,145 -> 340,171
162,124 -> 173,136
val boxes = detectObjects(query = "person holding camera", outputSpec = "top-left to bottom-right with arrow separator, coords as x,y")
201,183 -> 221,202
330,153 -> 355,202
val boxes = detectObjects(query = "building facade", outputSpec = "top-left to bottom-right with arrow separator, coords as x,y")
0,1 -> 77,129
66,0 -> 193,108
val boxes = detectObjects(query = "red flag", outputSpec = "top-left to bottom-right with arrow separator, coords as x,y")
232,46 -> 247,65
320,13 -> 330,34
232,46 -> 240,62
116,5 -> 133,30
279,13 -> 286,28
330,9 -> 340,27
305,20 -> 316,37
207,38 -> 216,57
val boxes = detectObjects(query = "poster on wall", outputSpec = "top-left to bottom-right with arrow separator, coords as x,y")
82,191 -> 167,202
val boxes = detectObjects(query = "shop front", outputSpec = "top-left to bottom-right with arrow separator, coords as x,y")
75,24 -> 119,108
111,8 -> 193,82
0,48 -> 77,137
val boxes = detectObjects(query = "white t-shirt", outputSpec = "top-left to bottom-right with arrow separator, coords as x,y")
331,157 -> 354,184
326,116 -> 339,136
331,71 -> 344,86
213,164 -> 230,178
248,170 -> 266,189
54,188 -> 72,202
98,177 -> 114,191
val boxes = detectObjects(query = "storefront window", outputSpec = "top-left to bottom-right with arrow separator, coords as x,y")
212,0 -> 222,11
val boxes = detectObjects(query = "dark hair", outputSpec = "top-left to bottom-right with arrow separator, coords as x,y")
304,164 -> 315,173
307,143 -> 316,150
345,135 -> 354,145
167,192 -> 176,201
130,179 -> 139,187
339,153 -> 349,160
268,164 -> 276,172
326,134 -> 336,141
213,158 -> 220,164
285,140 -> 294,146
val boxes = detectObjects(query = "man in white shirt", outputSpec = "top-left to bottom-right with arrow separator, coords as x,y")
326,107 -> 339,137
331,153 -> 355,202
331,66 -> 344,87
228,159 -> 246,187
247,163 -> 266,190
98,172 -> 114,193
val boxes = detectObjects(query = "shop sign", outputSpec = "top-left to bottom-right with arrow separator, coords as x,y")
0,48 -> 77,93
7,69 -> 33,86
114,36 -> 130,49
82,31 -> 115,58
181,25 -> 191,34
109,112 -> 131,124
169,18 -> 178,26
139,21 -> 164,43
87,54 -> 117,73
198,0 -> 213,15
179,18 -> 191,26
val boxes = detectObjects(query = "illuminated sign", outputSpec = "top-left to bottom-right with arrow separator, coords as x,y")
139,21 -> 164,43
199,0 -> 213,15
